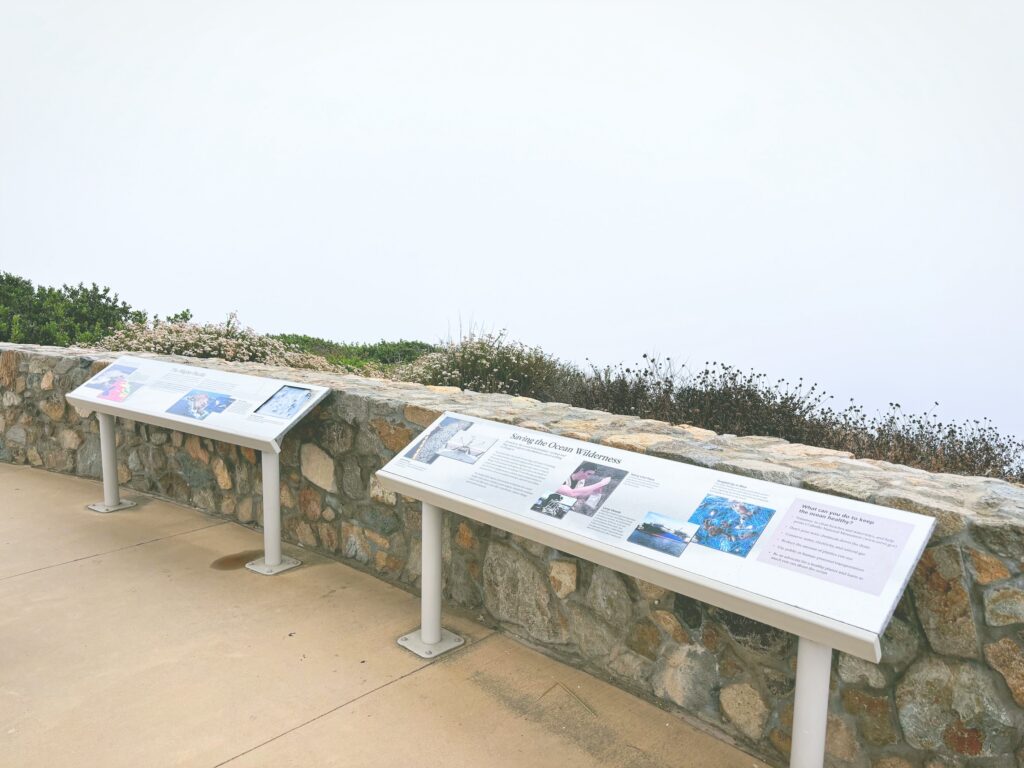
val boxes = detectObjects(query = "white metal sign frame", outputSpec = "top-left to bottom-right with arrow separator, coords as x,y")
375,411 -> 936,768
65,355 -> 331,575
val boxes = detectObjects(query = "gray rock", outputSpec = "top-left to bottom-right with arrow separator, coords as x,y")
720,683 -> 769,741
341,460 -> 363,499
75,434 -> 102,477
567,603 -> 624,660
909,546 -> 979,658
585,567 -> 633,625
838,653 -> 887,688
651,644 -> 718,714
880,617 -> 921,673
983,580 -> 1024,626
319,421 -> 354,454
672,594 -> 704,629
708,607 -> 795,658
300,443 -> 337,492
4,425 -> 26,446
606,649 -> 653,687
483,541 -> 569,644
972,518 -> 1024,562
895,656 -> 1019,757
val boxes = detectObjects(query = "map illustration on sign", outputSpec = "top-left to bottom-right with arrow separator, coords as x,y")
256,386 -> 313,419
167,389 -> 235,421
688,494 -> 776,558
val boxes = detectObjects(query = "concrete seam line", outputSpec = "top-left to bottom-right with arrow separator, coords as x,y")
210,631 -> 501,768
0,521 -> 228,582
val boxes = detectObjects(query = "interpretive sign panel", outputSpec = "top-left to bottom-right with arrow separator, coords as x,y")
379,412 -> 935,637
66,355 -> 330,452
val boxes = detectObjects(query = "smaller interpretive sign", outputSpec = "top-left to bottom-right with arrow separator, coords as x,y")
66,356 -> 330,452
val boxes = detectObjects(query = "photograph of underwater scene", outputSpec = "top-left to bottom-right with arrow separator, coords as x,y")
687,495 -> 776,558
627,511 -> 694,557
167,390 -> 234,421
404,416 -> 473,464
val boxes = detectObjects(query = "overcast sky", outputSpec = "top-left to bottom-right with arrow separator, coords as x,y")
1,1 -> 1021,436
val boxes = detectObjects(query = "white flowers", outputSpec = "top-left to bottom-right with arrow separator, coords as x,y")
97,315 -> 338,371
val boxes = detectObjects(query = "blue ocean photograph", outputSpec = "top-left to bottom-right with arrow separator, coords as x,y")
166,389 -> 234,421
627,511 -> 691,557
688,495 -> 775,558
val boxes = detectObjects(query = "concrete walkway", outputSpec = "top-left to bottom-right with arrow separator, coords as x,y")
0,463 -> 768,768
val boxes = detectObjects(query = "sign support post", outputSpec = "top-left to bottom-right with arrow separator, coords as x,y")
791,638 -> 833,768
86,412 -> 136,513
245,451 -> 301,575
397,502 -> 465,658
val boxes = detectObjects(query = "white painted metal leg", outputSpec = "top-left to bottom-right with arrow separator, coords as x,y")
246,450 -> 301,575
421,502 -> 443,644
87,412 -> 136,512
790,637 -> 833,768
398,502 -> 464,658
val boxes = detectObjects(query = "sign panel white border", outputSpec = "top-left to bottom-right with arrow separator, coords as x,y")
378,411 -> 936,651
66,355 -> 331,452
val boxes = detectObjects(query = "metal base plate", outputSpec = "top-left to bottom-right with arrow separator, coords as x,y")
397,628 -> 466,658
87,500 -> 138,513
245,555 -> 302,575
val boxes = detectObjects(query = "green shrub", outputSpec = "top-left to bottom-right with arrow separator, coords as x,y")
99,313 -> 338,371
274,334 -> 436,369
0,272 -> 150,346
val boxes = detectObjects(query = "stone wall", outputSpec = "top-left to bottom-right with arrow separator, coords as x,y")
2,343 -> 1023,768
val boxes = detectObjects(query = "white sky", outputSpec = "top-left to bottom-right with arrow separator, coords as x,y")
1,1 -> 1021,436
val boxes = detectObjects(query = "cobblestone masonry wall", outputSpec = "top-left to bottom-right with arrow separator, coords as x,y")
2,344 -> 1023,767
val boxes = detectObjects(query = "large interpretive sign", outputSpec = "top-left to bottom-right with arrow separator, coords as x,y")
66,355 -> 330,452
379,412 -> 935,636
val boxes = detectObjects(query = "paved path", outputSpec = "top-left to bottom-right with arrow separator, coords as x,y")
0,463 -> 768,768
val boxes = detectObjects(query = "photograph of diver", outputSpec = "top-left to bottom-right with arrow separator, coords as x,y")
531,461 -> 629,518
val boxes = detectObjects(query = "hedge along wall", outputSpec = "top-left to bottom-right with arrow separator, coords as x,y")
2,343 -> 1024,768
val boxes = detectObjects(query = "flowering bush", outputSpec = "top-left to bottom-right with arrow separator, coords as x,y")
399,330 -> 581,399
98,313 -> 339,372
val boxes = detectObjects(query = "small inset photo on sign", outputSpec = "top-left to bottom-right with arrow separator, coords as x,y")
85,364 -> 136,389
688,495 -> 776,558
627,512 -> 695,557
404,416 -> 474,464
529,493 -> 577,519
86,364 -> 141,402
256,385 -> 312,419
435,431 -> 497,465
167,389 -> 235,421
534,461 -> 629,518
